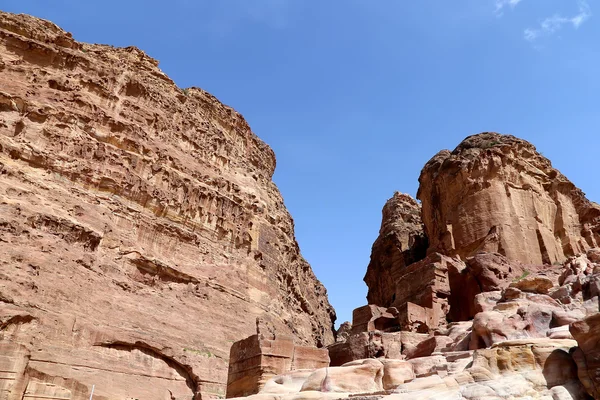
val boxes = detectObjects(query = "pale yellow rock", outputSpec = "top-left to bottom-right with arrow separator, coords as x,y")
393,375 -> 448,393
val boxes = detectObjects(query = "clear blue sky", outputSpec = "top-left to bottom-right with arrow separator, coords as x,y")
4,1 -> 599,326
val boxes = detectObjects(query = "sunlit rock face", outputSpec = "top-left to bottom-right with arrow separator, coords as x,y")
364,192 -> 428,307
418,132 -> 600,265
0,11 -> 335,400
345,132 -> 600,400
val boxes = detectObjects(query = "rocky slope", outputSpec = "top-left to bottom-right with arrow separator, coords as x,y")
418,132 -> 600,265
0,11 -> 335,400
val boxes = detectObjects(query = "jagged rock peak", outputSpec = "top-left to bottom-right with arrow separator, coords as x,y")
364,192 -> 428,306
418,132 -> 600,265
0,10 -> 334,400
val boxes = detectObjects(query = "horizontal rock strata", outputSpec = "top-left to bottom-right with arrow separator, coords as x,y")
0,11 -> 335,400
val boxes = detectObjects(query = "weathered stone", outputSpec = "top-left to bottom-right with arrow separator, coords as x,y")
328,331 -> 401,367
570,313 -> 600,399
381,360 -> 415,390
351,305 -> 398,334
391,253 -> 455,332
510,275 -> 555,294
364,193 -> 428,307
261,371 -> 314,395
400,332 -> 430,359
474,291 -> 502,313
403,335 -> 453,359
0,11 -> 336,399
300,360 -> 384,394
227,335 -> 329,398
418,133 -> 600,265
335,322 -> 352,343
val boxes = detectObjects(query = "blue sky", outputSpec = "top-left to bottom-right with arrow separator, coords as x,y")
4,1 -> 599,326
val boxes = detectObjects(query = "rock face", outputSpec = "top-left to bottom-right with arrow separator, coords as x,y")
0,11 -> 335,400
226,335 -> 329,398
570,313 -> 600,399
317,132 -> 600,400
233,340 -> 586,400
364,192 -> 427,307
418,132 -> 600,265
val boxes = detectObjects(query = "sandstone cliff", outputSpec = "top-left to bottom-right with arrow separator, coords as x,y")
341,133 -> 600,399
0,11 -> 335,400
363,192 -> 427,307
418,132 -> 600,265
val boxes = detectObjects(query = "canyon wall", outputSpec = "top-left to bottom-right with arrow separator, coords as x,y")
0,11 -> 335,400
418,132 -> 600,265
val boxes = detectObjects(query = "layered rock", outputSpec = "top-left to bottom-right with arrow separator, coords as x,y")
226,334 -> 329,398
0,11 -> 335,400
570,313 -> 600,399
418,132 -> 600,265
232,339 -> 587,400
364,192 -> 427,307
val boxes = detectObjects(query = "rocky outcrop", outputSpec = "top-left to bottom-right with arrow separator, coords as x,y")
321,132 -> 600,399
0,11 -> 335,400
418,132 -> 600,265
364,192 -> 427,307
570,313 -> 600,399
231,339 -> 587,400
226,334 -> 329,398
234,252 -> 600,399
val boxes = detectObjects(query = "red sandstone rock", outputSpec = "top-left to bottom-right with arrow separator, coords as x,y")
570,313 -> 600,399
350,305 -> 399,334
391,253 -> 455,332
226,335 -> 329,398
328,331 -> 401,367
418,133 -> 600,265
364,193 -> 427,307
0,11 -> 334,400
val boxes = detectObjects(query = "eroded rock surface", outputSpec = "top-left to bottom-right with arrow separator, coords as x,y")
364,192 -> 427,307
324,132 -> 600,400
0,11 -> 335,400
570,313 -> 600,399
418,132 -> 600,264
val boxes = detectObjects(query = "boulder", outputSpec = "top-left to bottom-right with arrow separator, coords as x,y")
570,313 -> 600,399
261,371 -> 315,395
227,335 -> 329,398
381,360 -> 415,390
0,11 -> 336,399
351,305 -> 399,334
